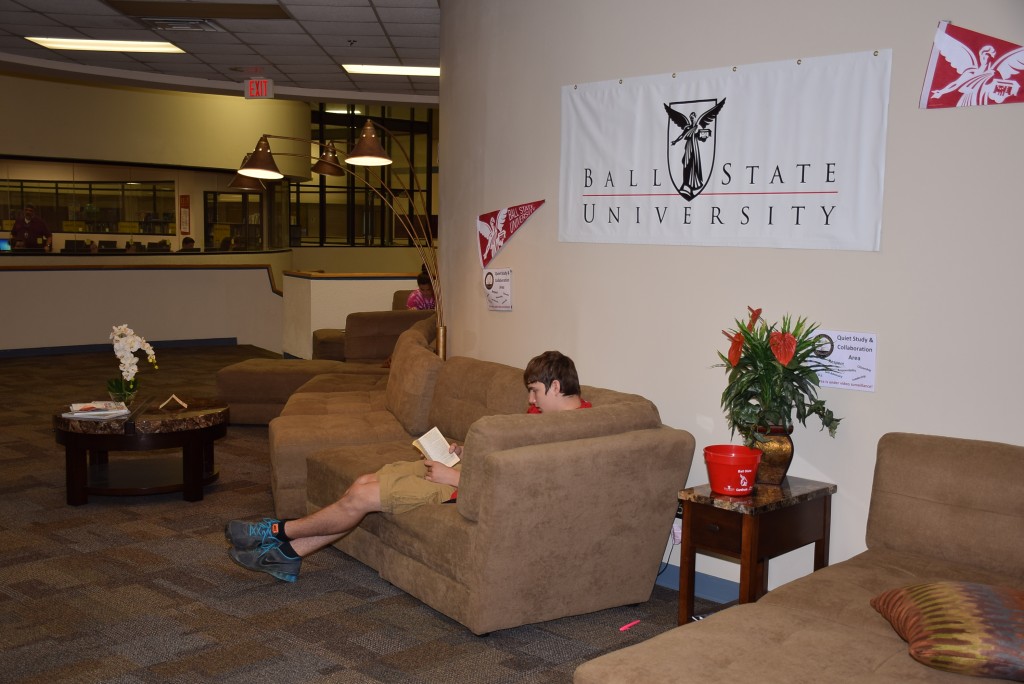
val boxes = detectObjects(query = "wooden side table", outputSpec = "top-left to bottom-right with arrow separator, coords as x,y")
678,476 -> 837,625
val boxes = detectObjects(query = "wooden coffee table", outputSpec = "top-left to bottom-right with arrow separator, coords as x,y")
53,397 -> 229,505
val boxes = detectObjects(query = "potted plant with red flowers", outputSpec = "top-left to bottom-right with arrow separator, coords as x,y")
716,306 -> 841,485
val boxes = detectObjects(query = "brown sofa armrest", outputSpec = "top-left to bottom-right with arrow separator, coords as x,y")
311,328 -> 346,360
458,424 -> 691,524
454,426 -> 694,632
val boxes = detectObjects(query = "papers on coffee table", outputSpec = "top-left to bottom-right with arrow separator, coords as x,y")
63,401 -> 130,420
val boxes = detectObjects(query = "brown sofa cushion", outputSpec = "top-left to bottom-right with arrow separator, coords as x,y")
280,391 -> 387,416
427,357 -> 528,441
871,581 -> 1024,680
294,373 -> 388,394
384,332 -> 444,436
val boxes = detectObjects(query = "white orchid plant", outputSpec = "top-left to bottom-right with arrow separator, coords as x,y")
107,324 -> 157,398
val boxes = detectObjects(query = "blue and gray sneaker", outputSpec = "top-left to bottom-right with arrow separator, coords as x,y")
225,517 -> 281,551
228,539 -> 302,582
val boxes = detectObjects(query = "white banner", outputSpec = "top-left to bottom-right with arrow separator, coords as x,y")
559,50 -> 891,250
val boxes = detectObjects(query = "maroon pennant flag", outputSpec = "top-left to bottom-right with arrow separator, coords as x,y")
477,199 -> 545,268
921,21 -> 1024,109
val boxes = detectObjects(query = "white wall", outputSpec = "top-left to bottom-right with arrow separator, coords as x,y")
439,0 -> 1024,588
282,273 -> 419,357
0,266 -> 284,354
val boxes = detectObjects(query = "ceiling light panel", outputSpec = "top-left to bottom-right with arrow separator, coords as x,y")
344,64 -> 440,77
2,1 -> 442,100
26,37 -> 183,52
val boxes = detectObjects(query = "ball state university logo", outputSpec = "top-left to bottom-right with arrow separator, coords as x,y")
923,22 -> 1024,109
664,98 -> 725,201
929,33 -> 1024,106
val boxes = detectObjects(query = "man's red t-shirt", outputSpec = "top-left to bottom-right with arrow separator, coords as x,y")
527,398 -> 592,413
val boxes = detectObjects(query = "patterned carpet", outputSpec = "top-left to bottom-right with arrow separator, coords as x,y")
0,345 -> 721,683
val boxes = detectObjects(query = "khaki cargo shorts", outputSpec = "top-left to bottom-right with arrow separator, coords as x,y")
376,460 -> 458,514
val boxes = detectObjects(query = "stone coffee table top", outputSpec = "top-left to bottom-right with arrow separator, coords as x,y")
53,397 -> 228,435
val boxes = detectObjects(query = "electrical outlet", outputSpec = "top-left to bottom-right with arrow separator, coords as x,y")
675,501 -> 683,519
671,518 -> 682,545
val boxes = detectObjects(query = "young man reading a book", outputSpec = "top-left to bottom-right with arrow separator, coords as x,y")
226,351 -> 591,582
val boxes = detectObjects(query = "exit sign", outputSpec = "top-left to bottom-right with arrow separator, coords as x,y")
244,78 -> 274,99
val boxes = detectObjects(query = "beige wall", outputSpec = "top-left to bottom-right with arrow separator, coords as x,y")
439,0 -> 1024,588
0,74 -> 310,177
289,246 -> 425,273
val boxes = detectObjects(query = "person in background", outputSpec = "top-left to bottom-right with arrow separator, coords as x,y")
179,237 -> 197,251
224,351 -> 591,582
10,204 -> 51,251
406,266 -> 436,310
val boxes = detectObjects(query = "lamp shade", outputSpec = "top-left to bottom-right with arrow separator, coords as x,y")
239,135 -> 284,179
345,120 -> 392,166
228,173 -> 266,191
229,155 -> 267,190
311,142 -> 344,176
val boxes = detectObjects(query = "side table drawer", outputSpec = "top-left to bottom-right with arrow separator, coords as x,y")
689,504 -> 742,555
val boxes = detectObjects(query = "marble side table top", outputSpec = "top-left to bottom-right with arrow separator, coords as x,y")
680,475 -> 837,515
53,397 -> 229,435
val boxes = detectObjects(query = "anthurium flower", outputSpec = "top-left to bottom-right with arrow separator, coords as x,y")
723,329 -> 743,366
746,306 -> 762,330
769,331 -> 797,366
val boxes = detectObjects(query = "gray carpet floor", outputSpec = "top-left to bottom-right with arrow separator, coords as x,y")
0,344 -> 722,683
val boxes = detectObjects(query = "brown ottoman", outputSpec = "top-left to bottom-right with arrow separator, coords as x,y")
216,358 -> 347,425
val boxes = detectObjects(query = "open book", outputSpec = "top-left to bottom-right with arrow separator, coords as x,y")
412,426 -> 460,467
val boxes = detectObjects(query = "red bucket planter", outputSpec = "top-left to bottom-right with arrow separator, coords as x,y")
704,445 -> 762,496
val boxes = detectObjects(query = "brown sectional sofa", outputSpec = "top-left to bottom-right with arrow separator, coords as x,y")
268,320 -> 697,634
217,308 -> 434,425
574,432 -> 1024,683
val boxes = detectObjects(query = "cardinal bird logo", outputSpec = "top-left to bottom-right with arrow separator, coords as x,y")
664,98 -> 726,201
